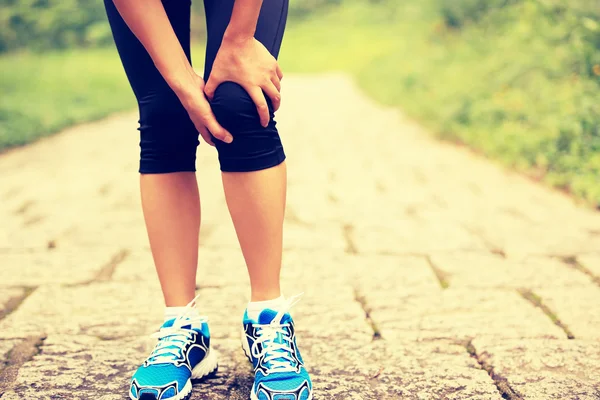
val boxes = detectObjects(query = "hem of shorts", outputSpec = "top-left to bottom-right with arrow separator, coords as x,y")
219,151 -> 286,173
139,164 -> 197,174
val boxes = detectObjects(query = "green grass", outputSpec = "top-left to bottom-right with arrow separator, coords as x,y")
0,42 -> 216,151
0,44 -> 211,152
280,1 -> 600,207
0,47 -> 135,150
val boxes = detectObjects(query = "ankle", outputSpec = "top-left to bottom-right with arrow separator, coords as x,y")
164,306 -> 200,322
250,289 -> 282,302
163,293 -> 196,308
246,295 -> 285,321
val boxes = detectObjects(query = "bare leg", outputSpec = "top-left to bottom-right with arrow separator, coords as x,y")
222,162 -> 287,302
140,172 -> 200,306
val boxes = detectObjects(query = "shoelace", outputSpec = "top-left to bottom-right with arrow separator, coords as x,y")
251,293 -> 303,373
146,294 -> 208,365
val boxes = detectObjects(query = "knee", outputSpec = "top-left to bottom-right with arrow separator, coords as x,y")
138,92 -> 199,174
210,82 -> 273,132
209,82 -> 285,173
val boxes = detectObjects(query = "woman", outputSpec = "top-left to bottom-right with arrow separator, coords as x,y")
103,0 -> 313,399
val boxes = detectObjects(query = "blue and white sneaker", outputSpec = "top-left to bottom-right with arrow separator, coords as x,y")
241,294 -> 313,400
129,297 -> 218,400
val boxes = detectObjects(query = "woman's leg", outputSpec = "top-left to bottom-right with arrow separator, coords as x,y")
203,0 -> 289,302
105,1 -> 219,398
104,0 -> 200,307
140,173 -> 199,306
222,164 -> 287,301
203,3 -> 312,399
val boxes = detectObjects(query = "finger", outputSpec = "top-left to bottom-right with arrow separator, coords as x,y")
201,110 -> 233,144
271,74 -> 281,92
248,87 -> 271,127
276,64 -> 283,80
192,119 -> 215,146
263,82 -> 281,112
204,76 -> 218,101
197,124 -> 215,147
195,97 -> 233,143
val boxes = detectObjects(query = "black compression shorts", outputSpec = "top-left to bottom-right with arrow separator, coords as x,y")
104,0 -> 288,173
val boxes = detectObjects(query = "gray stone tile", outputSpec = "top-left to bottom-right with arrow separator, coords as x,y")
472,338 -> 600,399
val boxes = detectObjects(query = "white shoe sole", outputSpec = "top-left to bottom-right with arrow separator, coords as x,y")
129,348 -> 219,400
241,328 -> 313,400
249,386 -> 314,400
191,348 -> 219,380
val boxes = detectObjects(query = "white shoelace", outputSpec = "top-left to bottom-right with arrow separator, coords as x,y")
147,295 -> 208,365
251,293 -> 303,373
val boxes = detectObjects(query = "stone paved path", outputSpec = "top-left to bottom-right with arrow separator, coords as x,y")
1,74 -> 600,400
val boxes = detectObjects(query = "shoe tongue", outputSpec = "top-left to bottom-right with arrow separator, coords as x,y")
161,317 -> 200,331
257,309 -> 295,371
150,318 -> 199,363
257,308 -> 292,325
258,308 -> 278,324
161,318 -> 176,328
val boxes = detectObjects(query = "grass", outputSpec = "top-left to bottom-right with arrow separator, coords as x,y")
425,256 -> 450,289
353,287 -> 383,340
0,47 -> 134,150
518,288 -> 575,339
465,339 -> 522,399
280,1 -> 600,207
560,256 -> 600,287
0,44 -> 209,152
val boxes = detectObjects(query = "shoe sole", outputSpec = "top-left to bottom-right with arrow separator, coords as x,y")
241,328 -> 313,400
250,391 -> 313,400
191,348 -> 219,381
130,348 -> 219,400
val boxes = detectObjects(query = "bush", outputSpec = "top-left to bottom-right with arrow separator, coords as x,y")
439,0 -> 521,28
0,0 -> 112,53
288,0 -> 342,19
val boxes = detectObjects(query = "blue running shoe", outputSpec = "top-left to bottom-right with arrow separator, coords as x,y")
241,294 -> 313,400
129,297 -> 218,400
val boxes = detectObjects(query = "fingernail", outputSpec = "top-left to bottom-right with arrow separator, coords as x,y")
225,136 -> 233,143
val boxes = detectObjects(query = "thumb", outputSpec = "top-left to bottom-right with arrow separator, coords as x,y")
204,76 -> 218,101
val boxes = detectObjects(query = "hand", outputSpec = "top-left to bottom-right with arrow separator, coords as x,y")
204,36 -> 283,127
176,73 -> 233,145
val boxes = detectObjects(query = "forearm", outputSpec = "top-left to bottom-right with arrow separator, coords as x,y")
111,0 -> 195,95
223,0 -> 264,42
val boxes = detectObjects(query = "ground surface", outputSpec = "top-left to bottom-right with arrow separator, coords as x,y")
1,74 -> 599,400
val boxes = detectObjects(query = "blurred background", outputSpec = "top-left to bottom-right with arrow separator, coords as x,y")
1,3 -> 600,398
0,0 -> 599,206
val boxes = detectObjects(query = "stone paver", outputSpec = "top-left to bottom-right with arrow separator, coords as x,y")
0,249 -> 126,286
429,254 -> 594,289
536,287 -> 600,340
1,74 -> 600,399
0,287 -> 25,314
578,255 -> 600,278
472,338 -> 600,399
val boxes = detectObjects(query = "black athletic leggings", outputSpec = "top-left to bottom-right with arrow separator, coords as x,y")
104,0 -> 288,173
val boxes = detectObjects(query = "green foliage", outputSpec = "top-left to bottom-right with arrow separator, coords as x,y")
288,0 -> 342,19
0,43 -> 208,151
0,0 -> 112,53
439,0 -> 521,28
283,0 -> 600,207
0,48 -> 133,149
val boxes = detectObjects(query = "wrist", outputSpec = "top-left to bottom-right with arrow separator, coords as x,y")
167,69 -> 200,101
223,28 -> 254,46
